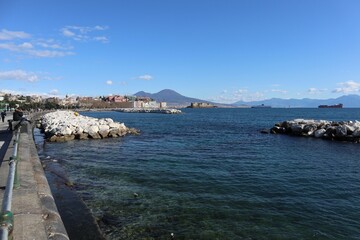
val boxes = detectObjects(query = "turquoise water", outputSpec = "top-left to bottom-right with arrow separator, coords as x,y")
37,108 -> 360,239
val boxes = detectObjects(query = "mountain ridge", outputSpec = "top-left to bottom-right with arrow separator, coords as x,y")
133,89 -> 360,108
134,89 -> 213,107
234,94 -> 360,108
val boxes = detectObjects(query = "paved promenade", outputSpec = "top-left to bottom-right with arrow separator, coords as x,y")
0,113 -> 69,239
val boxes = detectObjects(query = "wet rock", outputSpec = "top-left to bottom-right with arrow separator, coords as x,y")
290,124 -> 304,135
335,125 -> 347,137
353,128 -> 360,137
314,129 -> 326,138
268,119 -> 360,143
261,129 -> 270,134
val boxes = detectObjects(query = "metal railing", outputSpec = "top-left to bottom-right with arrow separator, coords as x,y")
0,127 -> 21,240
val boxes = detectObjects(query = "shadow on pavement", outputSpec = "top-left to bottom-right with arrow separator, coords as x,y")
0,129 -> 12,166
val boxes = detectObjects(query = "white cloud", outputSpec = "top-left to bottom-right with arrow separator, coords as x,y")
0,29 -> 31,40
94,25 -> 109,31
27,49 -> 74,58
308,87 -> 328,95
0,42 -> 34,51
270,89 -> 288,94
0,89 -> 23,95
308,88 -> 317,94
35,39 -> 73,50
36,42 -> 63,49
62,29 -> 76,37
106,80 -> 113,85
0,42 -> 74,57
49,89 -> 59,95
0,70 -> 39,82
209,88 -> 267,104
93,36 -> 109,43
0,89 -> 66,98
247,91 -> 265,101
61,25 -> 109,43
0,43 -> 20,51
333,80 -> 360,93
0,69 -> 59,82
0,29 -> 75,58
137,74 -> 153,81
234,89 -> 248,96
19,42 -> 33,49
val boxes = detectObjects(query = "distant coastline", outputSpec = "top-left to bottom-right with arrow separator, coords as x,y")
187,102 -> 217,108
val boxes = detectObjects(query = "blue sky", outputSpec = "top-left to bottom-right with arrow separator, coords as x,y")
1,0 -> 360,103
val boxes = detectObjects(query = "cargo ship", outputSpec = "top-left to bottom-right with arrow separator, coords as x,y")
251,104 -> 271,108
318,103 -> 343,108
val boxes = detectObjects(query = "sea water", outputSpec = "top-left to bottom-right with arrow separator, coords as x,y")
35,108 -> 360,239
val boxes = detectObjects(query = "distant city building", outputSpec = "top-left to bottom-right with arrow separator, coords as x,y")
189,102 -> 216,108
45,97 -> 59,103
136,96 -> 152,102
8,95 -> 18,101
60,97 -> 78,106
160,102 -> 167,108
31,95 -> 43,103
105,95 -> 127,103
78,97 -> 94,101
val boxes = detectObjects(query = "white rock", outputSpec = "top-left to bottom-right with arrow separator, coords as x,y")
88,125 -> 99,134
314,129 -> 326,138
99,125 -> 110,131
109,122 -> 121,129
40,110 -> 129,141
59,127 -> 72,136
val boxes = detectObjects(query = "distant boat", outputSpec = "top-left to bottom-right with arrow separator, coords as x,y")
251,104 -> 271,108
318,103 -> 343,108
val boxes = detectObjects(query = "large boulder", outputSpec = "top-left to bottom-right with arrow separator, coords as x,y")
75,133 -> 89,140
109,128 -> 120,137
352,128 -> 360,137
303,124 -> 318,136
314,129 -> 326,138
335,125 -> 348,137
290,124 -> 304,135
98,125 -> 110,138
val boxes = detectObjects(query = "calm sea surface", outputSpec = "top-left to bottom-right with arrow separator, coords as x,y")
35,108 -> 360,239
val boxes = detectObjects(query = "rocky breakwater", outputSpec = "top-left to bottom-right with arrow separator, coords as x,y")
117,108 -> 182,114
39,110 -> 139,142
268,119 -> 360,143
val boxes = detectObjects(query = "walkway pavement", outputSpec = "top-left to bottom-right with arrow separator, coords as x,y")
0,112 -> 69,239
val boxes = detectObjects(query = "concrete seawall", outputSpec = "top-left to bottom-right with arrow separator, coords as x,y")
0,113 -> 69,239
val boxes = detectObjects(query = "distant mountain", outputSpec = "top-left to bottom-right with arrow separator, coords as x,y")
134,89 -> 214,107
234,94 -> 360,108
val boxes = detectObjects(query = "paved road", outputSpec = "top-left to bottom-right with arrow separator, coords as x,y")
0,113 -> 12,166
